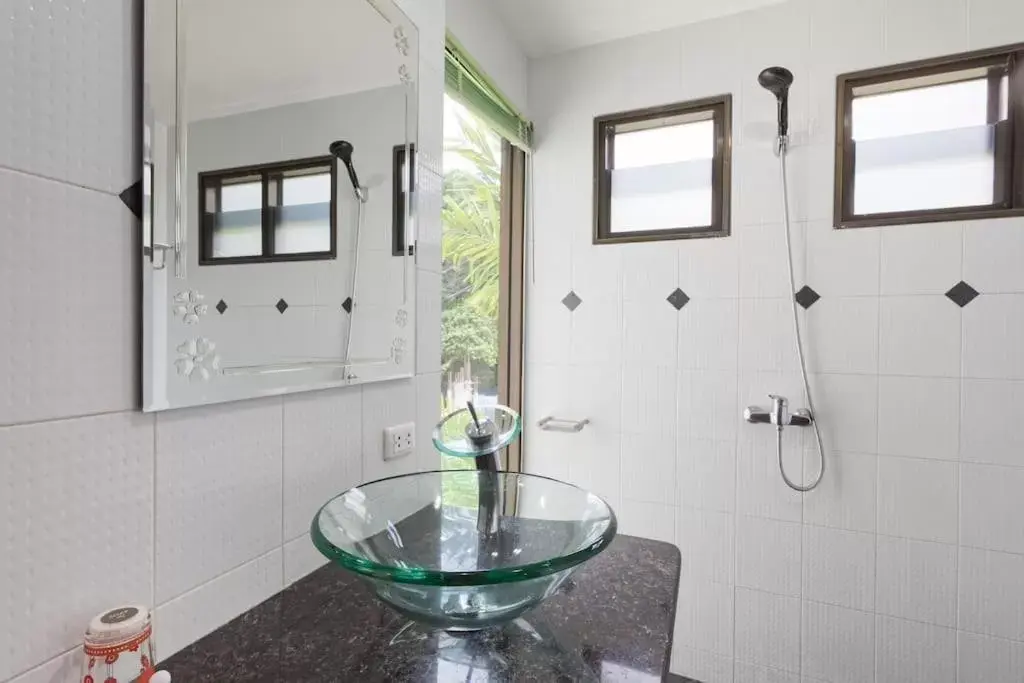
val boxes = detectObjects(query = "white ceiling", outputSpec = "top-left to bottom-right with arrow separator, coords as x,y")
489,0 -> 786,58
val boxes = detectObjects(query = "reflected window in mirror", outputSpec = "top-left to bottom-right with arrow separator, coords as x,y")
393,143 -> 415,256
199,156 -> 337,265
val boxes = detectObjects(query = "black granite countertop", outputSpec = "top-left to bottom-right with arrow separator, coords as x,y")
162,534 -> 681,682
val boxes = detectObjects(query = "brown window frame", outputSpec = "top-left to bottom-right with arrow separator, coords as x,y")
198,155 -> 338,265
592,94 -> 732,245
835,42 -> 1024,229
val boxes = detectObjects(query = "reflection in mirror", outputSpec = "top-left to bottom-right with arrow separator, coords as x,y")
143,0 -> 418,411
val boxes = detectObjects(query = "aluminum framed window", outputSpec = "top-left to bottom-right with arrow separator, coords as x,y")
198,156 -> 337,265
835,43 -> 1024,228
593,95 -> 732,245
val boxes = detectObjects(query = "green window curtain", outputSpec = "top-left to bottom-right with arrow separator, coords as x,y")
445,34 -> 533,150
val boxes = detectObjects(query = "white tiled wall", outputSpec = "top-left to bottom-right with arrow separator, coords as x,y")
524,0 -> 1024,680
0,0 -> 444,680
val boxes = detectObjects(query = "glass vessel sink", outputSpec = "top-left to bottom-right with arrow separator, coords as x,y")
432,404 -> 522,458
311,470 -> 616,630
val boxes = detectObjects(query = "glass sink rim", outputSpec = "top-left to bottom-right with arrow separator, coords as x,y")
310,469 -> 618,587
432,406 -> 523,458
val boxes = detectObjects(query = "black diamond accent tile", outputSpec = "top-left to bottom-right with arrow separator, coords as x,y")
562,290 -> 582,312
342,297 -> 353,313
667,288 -> 690,310
216,299 -> 228,315
795,285 -> 821,309
119,180 -> 142,219
276,298 -> 289,314
946,280 -> 979,308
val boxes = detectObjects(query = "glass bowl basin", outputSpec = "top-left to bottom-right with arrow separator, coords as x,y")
432,405 -> 522,458
311,470 -> 616,630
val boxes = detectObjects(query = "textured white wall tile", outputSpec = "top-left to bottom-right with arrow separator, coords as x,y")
960,463 -> 1024,555
620,430 -> 676,505
879,296 -> 961,377
155,398 -> 283,603
0,413 -> 154,682
414,372 -> 441,471
804,220 -> 880,297
968,0 -> 1024,48
877,376 -> 959,461
802,452 -> 877,533
678,370 -> 739,442
0,170 -> 135,426
622,300 -> 676,364
679,299 -> 740,372
874,616 -> 956,683
802,526 -> 875,611
571,295 -> 623,365
615,499 -> 676,543
677,438 -> 737,513
621,364 -> 677,438
957,631 -> 1024,683
960,379 -> 1024,466
621,243 -> 678,303
963,218 -> 1024,294
810,373 -> 879,454
738,299 -> 801,374
875,536 -> 957,627
735,588 -> 801,673
963,294 -> 1024,380
564,428 -> 621,504
675,579 -> 735,656
959,546 -> 1024,641
569,363 -> 622,435
737,516 -> 802,597
800,601 -> 875,683
738,223 -> 805,299
361,379 -> 417,482
804,298 -> 879,374
414,269 -> 442,374
879,223 -> 963,296
677,507 -> 735,584
673,647 -> 736,683
156,549 -> 283,660
5,650 -> 79,683
283,535 -> 327,587
734,662 -> 799,683
736,432 -> 805,523
877,456 -> 958,544
573,243 -> 622,300
0,0 -> 135,193
678,237 -> 740,299
282,388 -> 362,542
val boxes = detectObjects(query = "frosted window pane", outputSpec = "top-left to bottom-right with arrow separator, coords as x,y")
851,77 -> 1003,215
276,172 -> 332,254
220,181 -> 262,211
615,120 -> 714,169
213,180 -> 262,258
611,119 -> 714,232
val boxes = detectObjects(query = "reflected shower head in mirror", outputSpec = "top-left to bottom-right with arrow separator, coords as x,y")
329,139 -> 366,202
758,66 -> 794,148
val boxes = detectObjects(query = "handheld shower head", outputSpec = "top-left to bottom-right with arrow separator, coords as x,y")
758,66 -> 794,143
329,139 -> 365,202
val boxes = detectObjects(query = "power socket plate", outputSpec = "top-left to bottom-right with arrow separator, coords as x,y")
384,422 -> 416,461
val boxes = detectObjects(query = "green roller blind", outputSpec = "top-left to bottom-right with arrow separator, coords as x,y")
445,34 -> 533,150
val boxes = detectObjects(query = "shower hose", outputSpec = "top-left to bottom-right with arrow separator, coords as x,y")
777,140 -> 826,492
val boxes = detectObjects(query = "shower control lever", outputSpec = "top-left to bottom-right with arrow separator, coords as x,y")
745,394 -> 813,427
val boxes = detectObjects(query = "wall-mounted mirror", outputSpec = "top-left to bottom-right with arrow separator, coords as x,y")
143,0 -> 418,411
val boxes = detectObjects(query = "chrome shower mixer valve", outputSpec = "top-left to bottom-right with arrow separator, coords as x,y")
744,394 -> 813,428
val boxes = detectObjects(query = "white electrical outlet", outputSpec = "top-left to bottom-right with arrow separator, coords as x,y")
384,422 -> 416,461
